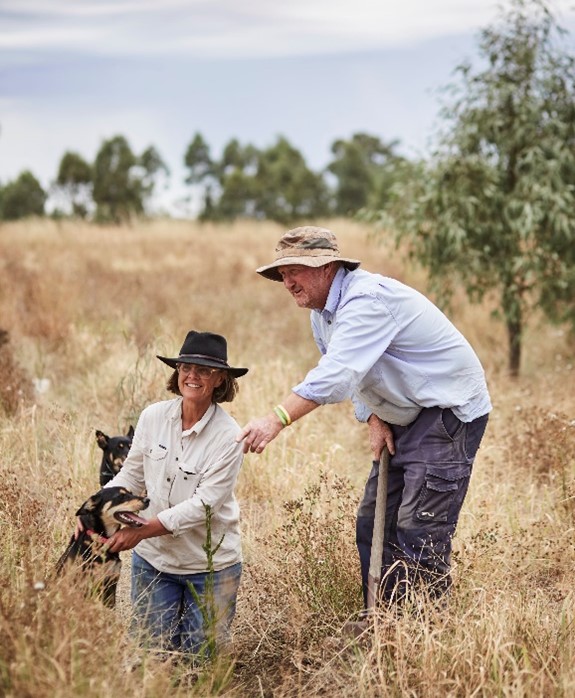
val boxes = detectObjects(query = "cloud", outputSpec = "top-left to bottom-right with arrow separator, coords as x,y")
0,0 -> 526,59
1,0 -> 574,214
1,0 -> 574,61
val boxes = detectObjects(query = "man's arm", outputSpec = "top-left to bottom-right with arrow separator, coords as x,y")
236,393 -> 319,453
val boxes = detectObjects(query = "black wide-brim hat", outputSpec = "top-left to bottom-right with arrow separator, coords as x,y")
157,331 -> 248,377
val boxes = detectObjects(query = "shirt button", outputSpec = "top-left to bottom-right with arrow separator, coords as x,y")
167,477 -> 171,482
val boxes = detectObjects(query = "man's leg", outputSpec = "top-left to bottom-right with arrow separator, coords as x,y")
380,408 -> 488,603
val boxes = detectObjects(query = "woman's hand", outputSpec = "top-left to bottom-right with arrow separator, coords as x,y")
74,517 -> 85,540
106,526 -> 145,553
106,517 -> 169,553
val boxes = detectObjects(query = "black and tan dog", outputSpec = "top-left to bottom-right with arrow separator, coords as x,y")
56,486 -> 149,607
96,426 -> 134,487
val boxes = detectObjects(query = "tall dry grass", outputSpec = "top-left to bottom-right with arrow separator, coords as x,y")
0,218 -> 574,697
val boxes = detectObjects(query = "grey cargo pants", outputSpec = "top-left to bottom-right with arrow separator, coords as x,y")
356,406 -> 489,605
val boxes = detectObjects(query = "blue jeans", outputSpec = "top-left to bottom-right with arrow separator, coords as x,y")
356,407 -> 489,605
131,552 -> 242,655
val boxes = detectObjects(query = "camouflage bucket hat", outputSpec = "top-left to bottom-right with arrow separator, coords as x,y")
256,226 -> 361,282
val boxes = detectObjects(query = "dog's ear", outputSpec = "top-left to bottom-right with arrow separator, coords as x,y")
126,425 -> 134,439
75,490 -> 103,516
96,430 -> 109,450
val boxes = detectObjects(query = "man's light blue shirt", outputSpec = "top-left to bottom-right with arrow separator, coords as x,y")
292,267 -> 492,426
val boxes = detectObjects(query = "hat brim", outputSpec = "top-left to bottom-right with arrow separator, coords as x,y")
156,355 -> 248,377
256,256 -> 361,282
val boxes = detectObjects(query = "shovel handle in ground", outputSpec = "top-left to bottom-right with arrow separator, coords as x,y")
366,446 -> 390,611
339,447 -> 391,640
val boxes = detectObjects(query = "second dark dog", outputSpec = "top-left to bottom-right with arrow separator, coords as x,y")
56,486 -> 149,608
96,426 -> 134,486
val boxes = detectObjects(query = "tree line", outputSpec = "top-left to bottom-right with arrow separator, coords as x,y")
0,131 -> 410,224
1,0 -> 574,378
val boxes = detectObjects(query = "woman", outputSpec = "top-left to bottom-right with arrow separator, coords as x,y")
103,330 -> 248,657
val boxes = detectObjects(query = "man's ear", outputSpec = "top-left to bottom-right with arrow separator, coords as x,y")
322,261 -> 340,279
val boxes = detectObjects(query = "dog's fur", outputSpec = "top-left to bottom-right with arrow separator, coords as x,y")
96,426 -> 134,487
56,486 -> 149,607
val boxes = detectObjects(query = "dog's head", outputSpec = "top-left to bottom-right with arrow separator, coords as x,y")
76,486 -> 149,538
96,426 -> 134,480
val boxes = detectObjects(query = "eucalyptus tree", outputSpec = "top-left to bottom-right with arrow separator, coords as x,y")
93,136 -> 167,223
213,140 -> 260,220
253,136 -> 330,223
184,132 -> 216,216
137,146 -> 170,214
0,171 -> 46,220
328,133 -> 406,215
378,0 -> 575,376
185,134 -> 328,223
54,151 -> 92,218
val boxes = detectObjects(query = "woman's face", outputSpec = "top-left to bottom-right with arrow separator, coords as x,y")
177,363 -> 225,404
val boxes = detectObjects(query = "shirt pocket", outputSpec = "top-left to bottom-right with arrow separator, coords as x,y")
169,462 -> 203,506
143,445 -> 168,500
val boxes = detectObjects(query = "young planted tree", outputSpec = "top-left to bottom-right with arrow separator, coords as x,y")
378,0 -> 575,376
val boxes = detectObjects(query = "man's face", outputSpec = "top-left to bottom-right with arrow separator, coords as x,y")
278,264 -> 334,309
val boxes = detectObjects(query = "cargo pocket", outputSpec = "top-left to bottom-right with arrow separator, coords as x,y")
416,464 -> 470,524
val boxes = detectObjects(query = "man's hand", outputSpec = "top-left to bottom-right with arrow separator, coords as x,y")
236,413 -> 284,454
367,414 -> 395,459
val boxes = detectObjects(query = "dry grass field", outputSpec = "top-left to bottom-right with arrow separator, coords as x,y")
0,218 -> 574,697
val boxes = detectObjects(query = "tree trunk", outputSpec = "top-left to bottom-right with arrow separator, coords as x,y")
506,313 -> 522,378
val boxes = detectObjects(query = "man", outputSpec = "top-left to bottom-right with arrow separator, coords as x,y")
237,226 -> 491,607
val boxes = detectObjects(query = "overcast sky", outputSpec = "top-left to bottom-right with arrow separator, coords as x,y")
1,0 -> 574,215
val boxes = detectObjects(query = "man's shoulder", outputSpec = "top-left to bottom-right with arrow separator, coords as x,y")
342,268 -> 390,296
345,269 -> 419,296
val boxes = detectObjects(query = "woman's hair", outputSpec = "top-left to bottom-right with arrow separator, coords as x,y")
166,369 -> 239,403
